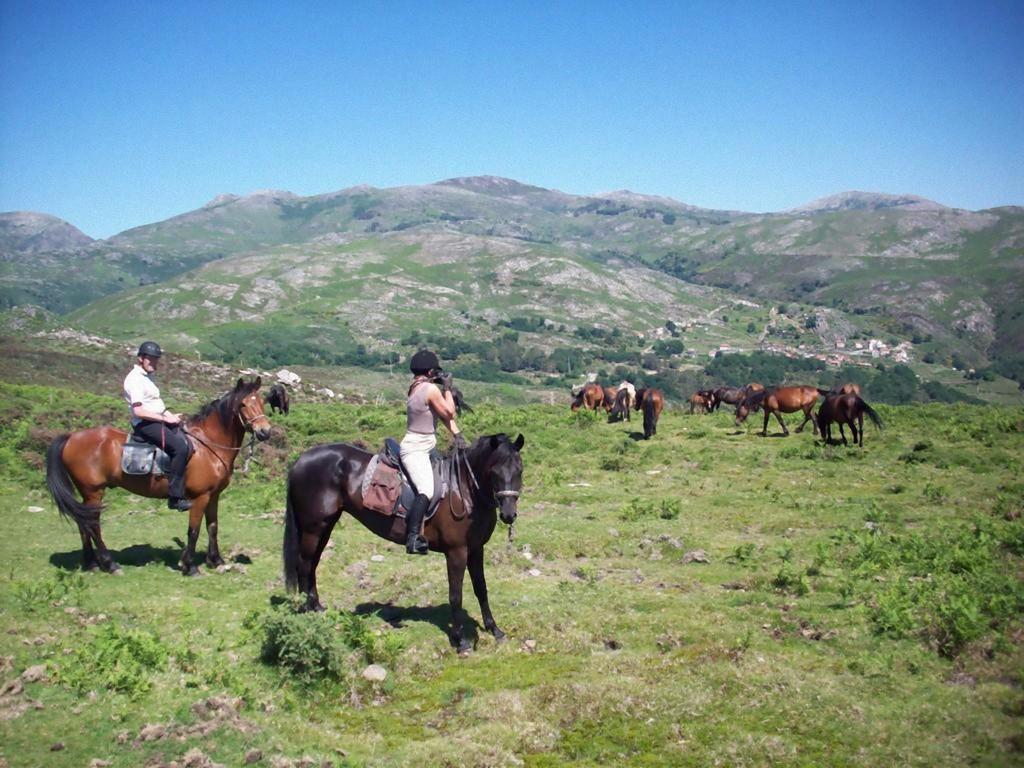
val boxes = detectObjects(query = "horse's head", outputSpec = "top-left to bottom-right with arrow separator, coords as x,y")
473,433 -> 525,525
236,377 -> 272,441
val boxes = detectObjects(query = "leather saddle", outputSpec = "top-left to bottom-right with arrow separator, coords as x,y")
361,438 -> 449,520
120,432 -> 193,476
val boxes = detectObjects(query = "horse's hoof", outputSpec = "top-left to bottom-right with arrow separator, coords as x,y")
456,640 -> 473,656
183,566 -> 202,577
206,558 -> 225,569
110,567 -> 124,577
492,629 -> 507,642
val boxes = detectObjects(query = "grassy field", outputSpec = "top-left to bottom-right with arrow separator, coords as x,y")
1,383 -> 1022,767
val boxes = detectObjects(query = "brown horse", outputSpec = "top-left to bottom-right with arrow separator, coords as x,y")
570,382 -> 604,412
711,383 -> 763,412
689,390 -> 714,414
817,393 -> 883,446
634,387 -> 665,439
45,378 -> 272,576
602,386 -> 618,413
609,387 -> 632,422
817,382 -> 862,398
736,385 -> 821,436
283,434 -> 524,653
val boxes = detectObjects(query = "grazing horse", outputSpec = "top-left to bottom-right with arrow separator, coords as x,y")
283,434 -> 524,653
634,388 -> 665,439
689,390 -> 714,414
609,387 -> 632,422
602,386 -> 619,413
817,394 -> 883,446
266,383 -> 290,415
570,383 -> 604,412
45,378 -> 272,576
711,383 -> 762,412
736,385 -> 821,436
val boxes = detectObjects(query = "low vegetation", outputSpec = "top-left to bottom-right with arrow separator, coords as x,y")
1,382 -> 1022,766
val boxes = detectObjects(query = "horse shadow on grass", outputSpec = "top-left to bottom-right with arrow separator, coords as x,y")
49,543 -> 181,571
355,600 -> 483,649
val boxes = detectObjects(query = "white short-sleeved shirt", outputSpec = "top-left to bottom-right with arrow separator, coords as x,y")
123,364 -> 166,426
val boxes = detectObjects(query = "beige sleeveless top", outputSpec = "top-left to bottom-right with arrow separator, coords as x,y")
406,379 -> 437,434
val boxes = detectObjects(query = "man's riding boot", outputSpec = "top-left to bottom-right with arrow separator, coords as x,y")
168,475 -> 192,511
405,494 -> 429,555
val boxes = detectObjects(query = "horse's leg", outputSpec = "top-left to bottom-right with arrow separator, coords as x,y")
775,410 -> 789,436
468,546 -> 504,641
204,493 -> 224,569
77,522 -> 100,572
839,423 -> 848,446
445,547 -> 471,653
179,495 -> 210,577
857,413 -> 864,447
301,515 -> 340,612
80,491 -> 120,574
760,408 -> 770,437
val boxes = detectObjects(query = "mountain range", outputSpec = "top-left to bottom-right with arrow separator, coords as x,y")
2,176 -> 1022,382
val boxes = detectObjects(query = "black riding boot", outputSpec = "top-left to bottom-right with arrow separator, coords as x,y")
405,494 -> 429,555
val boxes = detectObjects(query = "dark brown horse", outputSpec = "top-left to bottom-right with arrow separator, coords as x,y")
609,387 -> 632,422
45,378 -> 272,576
283,433 -> 524,653
817,393 -> 883,446
570,382 -> 604,412
711,383 -> 763,412
634,388 -> 665,439
736,385 -> 821,436
266,383 -> 290,415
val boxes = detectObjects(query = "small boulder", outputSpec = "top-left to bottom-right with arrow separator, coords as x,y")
361,664 -> 387,682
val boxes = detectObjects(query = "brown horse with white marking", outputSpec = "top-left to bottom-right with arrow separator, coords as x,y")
571,383 -> 604,412
45,378 -> 272,576
634,387 -> 665,439
736,385 -> 821,436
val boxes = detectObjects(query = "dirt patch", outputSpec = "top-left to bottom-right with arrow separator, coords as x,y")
129,696 -> 258,747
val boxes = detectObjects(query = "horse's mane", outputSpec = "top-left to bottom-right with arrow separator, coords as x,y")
187,379 -> 260,429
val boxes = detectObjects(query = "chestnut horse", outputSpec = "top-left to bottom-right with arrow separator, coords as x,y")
817,393 -> 883,446
602,386 -> 618,413
736,385 -> 820,436
283,434 -> 524,653
634,387 -> 665,439
689,389 -> 715,414
570,382 -> 604,412
45,378 -> 272,576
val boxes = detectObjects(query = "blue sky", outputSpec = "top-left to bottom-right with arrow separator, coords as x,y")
2,0 -> 1022,238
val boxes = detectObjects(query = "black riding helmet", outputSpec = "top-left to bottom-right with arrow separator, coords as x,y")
137,340 -> 162,358
409,349 -> 440,375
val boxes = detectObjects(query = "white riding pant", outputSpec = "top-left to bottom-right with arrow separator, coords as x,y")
399,431 -> 436,498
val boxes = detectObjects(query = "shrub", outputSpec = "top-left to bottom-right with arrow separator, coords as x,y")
53,622 -> 169,698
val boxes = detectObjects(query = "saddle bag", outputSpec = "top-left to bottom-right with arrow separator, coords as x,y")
361,454 -> 403,515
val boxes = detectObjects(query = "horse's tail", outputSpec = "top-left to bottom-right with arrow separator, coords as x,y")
45,434 -> 102,529
860,398 -> 884,431
643,393 -> 656,434
282,480 -> 301,593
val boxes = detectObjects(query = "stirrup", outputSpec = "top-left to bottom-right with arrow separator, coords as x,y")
406,534 -> 428,555
168,497 -> 192,512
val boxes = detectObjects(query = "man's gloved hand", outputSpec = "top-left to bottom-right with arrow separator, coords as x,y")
452,433 -> 468,451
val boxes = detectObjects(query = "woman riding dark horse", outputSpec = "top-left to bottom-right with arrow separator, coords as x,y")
817,393 -> 883,446
735,385 -> 820,436
634,387 -> 665,439
283,433 -> 525,653
401,350 -> 466,555
46,376 -> 271,575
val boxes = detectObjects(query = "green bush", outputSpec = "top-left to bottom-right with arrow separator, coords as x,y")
246,602 -> 403,685
53,622 -> 169,698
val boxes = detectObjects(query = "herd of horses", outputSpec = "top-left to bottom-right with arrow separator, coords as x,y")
41,371 -> 883,655
574,379 -> 883,447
